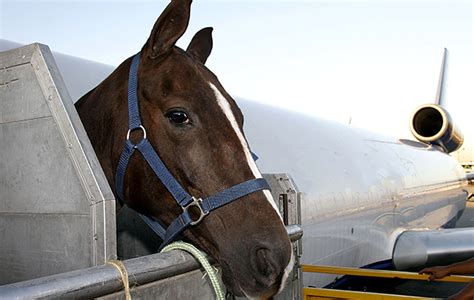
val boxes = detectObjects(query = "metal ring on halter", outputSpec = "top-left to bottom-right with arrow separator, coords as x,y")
183,197 -> 208,226
126,125 -> 147,142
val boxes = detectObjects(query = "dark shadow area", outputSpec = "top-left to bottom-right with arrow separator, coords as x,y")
326,263 -> 468,298
116,206 -> 162,259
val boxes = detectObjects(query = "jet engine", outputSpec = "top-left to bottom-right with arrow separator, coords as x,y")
410,104 -> 463,153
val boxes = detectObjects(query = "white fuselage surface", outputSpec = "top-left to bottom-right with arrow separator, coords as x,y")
239,100 -> 468,287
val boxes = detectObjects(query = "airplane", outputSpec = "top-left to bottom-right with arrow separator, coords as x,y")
245,48 -> 472,287
1,38 -> 472,292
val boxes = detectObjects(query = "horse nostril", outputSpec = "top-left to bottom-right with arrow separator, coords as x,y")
251,247 -> 281,288
256,248 -> 277,276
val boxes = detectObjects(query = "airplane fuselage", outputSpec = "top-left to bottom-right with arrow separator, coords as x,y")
240,100 -> 468,287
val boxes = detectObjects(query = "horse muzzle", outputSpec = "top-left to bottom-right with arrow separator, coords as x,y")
220,239 -> 293,298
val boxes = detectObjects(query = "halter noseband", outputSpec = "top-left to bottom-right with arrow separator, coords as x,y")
115,53 -> 270,250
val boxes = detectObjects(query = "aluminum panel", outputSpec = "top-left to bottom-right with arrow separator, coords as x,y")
100,270 -> 215,300
29,43 -> 117,266
0,117 -> 89,213
0,43 -> 116,284
0,64 -> 51,123
0,214 -> 91,284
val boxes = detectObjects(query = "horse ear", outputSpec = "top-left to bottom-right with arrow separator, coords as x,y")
145,0 -> 192,59
186,27 -> 213,64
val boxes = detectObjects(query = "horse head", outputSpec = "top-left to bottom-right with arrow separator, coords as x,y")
76,0 -> 293,297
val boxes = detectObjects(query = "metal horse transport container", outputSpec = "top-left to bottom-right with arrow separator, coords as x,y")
0,43 -> 116,284
0,43 -> 303,299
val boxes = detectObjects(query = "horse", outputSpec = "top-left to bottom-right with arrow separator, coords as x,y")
75,0 -> 293,298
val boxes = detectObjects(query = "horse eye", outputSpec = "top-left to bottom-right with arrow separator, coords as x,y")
165,111 -> 191,125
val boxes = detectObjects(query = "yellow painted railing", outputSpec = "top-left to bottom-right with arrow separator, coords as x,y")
301,264 -> 474,283
301,264 -> 474,299
303,287 -> 437,300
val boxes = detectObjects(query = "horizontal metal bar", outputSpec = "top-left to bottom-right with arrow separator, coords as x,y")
0,225 -> 300,299
0,250 -> 202,299
303,287 -> 435,300
301,264 -> 474,283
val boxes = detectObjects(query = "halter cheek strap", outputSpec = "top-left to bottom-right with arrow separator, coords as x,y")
115,53 -> 270,250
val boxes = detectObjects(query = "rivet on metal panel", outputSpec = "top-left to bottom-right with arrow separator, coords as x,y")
93,234 -> 98,241
48,95 -> 53,101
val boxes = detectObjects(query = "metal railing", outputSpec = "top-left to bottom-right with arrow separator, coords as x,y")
0,226 -> 302,299
304,288 -> 436,300
302,264 -> 474,300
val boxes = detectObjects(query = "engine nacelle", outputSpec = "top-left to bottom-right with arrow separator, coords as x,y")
410,104 -> 463,153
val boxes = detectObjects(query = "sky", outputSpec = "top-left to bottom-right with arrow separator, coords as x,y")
0,0 -> 473,139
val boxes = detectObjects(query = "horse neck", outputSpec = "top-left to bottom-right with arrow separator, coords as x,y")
75,59 -> 131,187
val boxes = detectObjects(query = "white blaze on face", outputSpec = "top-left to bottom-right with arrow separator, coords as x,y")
208,83 -> 280,214
209,82 -> 294,297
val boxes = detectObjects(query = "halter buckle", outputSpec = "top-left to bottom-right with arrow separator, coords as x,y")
183,197 -> 208,226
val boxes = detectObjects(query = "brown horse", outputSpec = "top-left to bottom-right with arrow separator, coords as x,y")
75,0 -> 292,297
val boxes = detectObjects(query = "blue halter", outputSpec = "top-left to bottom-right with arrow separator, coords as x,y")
115,53 -> 270,250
